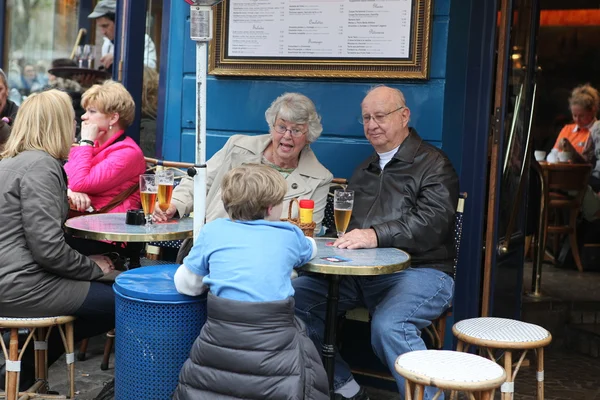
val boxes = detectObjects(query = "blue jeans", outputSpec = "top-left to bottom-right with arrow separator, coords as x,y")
293,267 -> 454,399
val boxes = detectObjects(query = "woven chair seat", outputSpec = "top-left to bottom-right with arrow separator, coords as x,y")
0,315 -> 76,328
395,350 -> 506,390
453,317 -> 551,349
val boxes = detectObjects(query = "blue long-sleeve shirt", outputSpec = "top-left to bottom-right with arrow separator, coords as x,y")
176,218 -> 317,302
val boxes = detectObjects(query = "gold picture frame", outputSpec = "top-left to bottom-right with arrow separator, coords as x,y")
208,0 -> 433,79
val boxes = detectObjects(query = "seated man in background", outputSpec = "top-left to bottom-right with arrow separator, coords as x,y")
293,86 -> 459,400
88,0 -> 157,72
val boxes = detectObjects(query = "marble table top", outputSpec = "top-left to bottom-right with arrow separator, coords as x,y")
64,213 -> 193,242
301,238 -> 411,276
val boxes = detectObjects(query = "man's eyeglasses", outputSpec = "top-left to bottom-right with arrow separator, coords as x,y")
273,124 -> 307,137
359,106 -> 405,125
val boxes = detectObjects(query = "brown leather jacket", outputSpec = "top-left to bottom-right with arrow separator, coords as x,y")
347,129 -> 459,271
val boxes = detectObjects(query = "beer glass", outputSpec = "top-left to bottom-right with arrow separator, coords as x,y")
139,174 -> 158,225
156,169 -> 174,212
333,190 -> 354,237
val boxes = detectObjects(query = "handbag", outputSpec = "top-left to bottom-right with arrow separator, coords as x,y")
68,182 -> 140,219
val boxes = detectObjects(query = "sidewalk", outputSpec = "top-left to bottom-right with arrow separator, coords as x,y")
42,341 -> 600,399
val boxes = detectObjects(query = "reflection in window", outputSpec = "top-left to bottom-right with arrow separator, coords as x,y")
4,0 -> 81,105
140,0 -> 162,157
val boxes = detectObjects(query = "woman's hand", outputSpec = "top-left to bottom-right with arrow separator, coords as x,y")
67,189 -> 92,212
153,203 -> 177,222
89,255 -> 115,274
80,121 -> 100,142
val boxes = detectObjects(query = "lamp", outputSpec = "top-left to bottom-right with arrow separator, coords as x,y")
185,0 -> 226,239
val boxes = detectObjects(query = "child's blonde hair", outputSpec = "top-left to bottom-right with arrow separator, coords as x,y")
221,164 -> 287,221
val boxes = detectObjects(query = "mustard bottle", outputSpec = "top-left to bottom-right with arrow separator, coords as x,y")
299,199 -> 315,224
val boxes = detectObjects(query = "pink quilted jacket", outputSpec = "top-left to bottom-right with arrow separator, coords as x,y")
64,131 -> 146,213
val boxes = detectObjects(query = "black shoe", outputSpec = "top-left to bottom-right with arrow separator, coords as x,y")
334,387 -> 370,400
0,362 -> 36,391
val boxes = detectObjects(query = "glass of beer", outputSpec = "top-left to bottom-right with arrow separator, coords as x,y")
156,169 -> 174,212
334,190 -> 354,237
139,174 -> 158,225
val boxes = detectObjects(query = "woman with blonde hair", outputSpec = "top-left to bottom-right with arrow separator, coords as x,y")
65,80 -> 146,214
0,89 -> 117,390
64,80 -> 146,254
554,83 -> 599,160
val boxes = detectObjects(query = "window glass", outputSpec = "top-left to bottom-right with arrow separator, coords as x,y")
140,0 -> 162,157
4,0 -> 81,105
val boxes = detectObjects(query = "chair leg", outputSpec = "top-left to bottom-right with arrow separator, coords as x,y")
536,347 -> 544,400
569,211 -> 584,272
414,384 -> 425,400
66,322 -> 76,399
34,327 -> 48,393
101,330 -> 115,370
6,328 -> 19,400
437,315 -> 447,349
502,351 -> 514,400
78,338 -> 89,361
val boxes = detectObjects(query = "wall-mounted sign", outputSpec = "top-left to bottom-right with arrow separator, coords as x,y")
209,0 -> 433,79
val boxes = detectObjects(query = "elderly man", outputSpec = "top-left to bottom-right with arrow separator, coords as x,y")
88,0 -> 157,72
293,86 -> 459,400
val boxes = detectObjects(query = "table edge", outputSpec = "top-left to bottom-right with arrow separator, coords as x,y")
301,247 -> 411,276
64,215 -> 194,242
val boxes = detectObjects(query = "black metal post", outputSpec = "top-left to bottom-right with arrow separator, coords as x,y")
322,274 -> 341,399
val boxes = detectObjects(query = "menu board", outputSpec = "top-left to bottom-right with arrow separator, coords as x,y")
226,0 -> 413,60
209,0 -> 432,79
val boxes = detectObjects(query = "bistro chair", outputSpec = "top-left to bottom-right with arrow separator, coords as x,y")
536,162 -> 592,272
339,192 -> 468,350
395,350 -> 506,400
0,316 -> 76,400
453,317 -> 552,400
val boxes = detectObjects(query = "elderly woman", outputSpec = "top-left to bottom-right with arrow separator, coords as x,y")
65,80 -> 146,214
0,68 -> 18,125
0,90 -> 116,389
155,92 -> 333,258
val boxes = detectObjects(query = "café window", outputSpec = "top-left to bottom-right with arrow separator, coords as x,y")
4,0 -> 81,104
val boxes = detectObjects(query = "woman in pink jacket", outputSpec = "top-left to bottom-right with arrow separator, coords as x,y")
65,80 -> 146,254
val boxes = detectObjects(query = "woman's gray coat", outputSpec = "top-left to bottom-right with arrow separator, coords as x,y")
0,150 -> 103,317
173,293 -> 329,400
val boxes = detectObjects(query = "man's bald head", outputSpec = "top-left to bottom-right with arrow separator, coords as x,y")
360,86 -> 411,153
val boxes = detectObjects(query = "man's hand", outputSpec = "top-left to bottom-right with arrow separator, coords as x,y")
100,53 -> 114,69
80,121 -> 100,142
67,189 -> 92,212
153,203 -> 177,222
333,228 -> 378,249
89,255 -> 115,274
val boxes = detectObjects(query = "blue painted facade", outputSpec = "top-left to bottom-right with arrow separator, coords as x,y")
161,0 -> 460,179
158,0 -> 498,326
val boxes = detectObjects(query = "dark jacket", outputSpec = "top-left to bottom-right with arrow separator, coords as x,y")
173,293 -> 329,400
348,129 -> 459,271
0,150 -> 103,316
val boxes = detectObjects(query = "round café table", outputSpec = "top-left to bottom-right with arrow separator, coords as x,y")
65,213 -> 193,268
300,238 -> 411,398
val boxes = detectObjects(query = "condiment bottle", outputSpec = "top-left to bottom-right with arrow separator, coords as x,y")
299,199 -> 315,224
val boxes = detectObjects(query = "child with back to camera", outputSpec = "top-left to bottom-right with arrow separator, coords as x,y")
172,164 -> 328,400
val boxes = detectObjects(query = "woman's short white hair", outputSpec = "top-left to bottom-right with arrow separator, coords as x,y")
264,92 -> 323,143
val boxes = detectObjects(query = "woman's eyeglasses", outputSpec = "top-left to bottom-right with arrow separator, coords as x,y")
273,124 -> 306,137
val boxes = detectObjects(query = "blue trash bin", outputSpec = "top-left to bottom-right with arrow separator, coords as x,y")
113,264 -> 206,400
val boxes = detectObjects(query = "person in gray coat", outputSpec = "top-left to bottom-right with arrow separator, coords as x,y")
172,165 -> 328,400
0,89 -> 116,389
